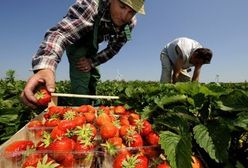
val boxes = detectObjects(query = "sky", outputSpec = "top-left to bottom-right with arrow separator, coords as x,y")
1,0 -> 248,83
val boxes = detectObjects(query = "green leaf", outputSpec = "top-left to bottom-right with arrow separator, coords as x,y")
160,131 -> 180,168
175,82 -> 218,97
160,131 -> 192,168
193,124 -> 217,161
140,105 -> 153,119
154,95 -> 189,109
220,90 -> 248,111
206,82 -> 226,93
0,99 -> 14,108
0,114 -> 18,124
215,101 -> 235,112
234,112 -> 248,130
191,93 -> 204,108
193,123 -> 230,163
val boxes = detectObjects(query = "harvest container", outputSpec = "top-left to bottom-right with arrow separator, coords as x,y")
0,93 -> 164,167
1,145 -> 163,168
0,93 -> 119,168
0,148 -> 103,168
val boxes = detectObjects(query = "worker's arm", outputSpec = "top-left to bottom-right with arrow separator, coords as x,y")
192,64 -> 202,81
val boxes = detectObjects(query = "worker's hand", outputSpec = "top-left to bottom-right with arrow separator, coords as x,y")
76,58 -> 93,72
20,69 -> 55,109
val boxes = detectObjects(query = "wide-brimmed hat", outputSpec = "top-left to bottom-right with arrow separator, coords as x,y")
120,0 -> 145,15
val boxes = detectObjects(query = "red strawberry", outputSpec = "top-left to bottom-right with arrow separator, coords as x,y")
86,105 -> 97,113
34,86 -> 51,106
107,137 -> 123,148
74,105 -> 89,113
119,115 -> 130,126
135,155 -> 149,168
83,112 -> 96,123
36,141 -> 50,152
119,125 -> 135,138
146,132 -> 160,146
46,106 -> 65,119
4,140 -> 34,161
123,127 -> 143,147
74,141 -> 95,159
114,105 -> 126,114
22,153 -> 43,167
114,152 -> 148,168
48,137 -> 75,162
98,105 -> 111,115
45,118 -> 61,128
50,126 -> 66,140
128,113 -> 140,126
57,120 -> 76,132
100,122 -> 118,140
23,154 -> 60,168
96,112 -> 112,127
27,120 -> 43,128
140,120 -> 152,136
113,150 -> 131,168
27,120 -> 44,139
60,153 -> 76,167
126,133 -> 143,147
73,116 -> 86,126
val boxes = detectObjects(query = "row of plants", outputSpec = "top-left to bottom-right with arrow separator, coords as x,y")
0,70 -> 36,143
0,70 -> 248,168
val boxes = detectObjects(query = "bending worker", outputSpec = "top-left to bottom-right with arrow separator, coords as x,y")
160,37 -> 213,83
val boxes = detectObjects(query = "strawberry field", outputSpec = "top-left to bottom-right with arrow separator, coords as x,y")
0,70 -> 248,168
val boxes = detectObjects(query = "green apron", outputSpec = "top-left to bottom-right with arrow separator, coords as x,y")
66,1 -> 103,105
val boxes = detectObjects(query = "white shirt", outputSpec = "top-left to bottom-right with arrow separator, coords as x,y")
162,37 -> 203,69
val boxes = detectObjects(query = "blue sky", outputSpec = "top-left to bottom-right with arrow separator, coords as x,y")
1,0 -> 248,83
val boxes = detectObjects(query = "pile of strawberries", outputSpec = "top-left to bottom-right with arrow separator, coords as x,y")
2,105 -> 169,168
96,105 -> 161,168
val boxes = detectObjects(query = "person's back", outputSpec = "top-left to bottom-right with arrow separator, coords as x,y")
160,37 -> 212,83
164,37 -> 203,69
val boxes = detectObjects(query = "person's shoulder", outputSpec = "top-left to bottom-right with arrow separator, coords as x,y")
74,0 -> 99,15
76,0 -> 98,6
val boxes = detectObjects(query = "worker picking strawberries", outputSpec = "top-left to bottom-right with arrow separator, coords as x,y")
21,0 -> 145,108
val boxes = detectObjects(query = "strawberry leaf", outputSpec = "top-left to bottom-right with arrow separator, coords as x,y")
160,131 -> 192,168
193,123 -> 230,163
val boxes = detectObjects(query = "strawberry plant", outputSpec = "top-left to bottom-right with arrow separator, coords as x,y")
1,69 -> 248,168
0,70 -> 38,144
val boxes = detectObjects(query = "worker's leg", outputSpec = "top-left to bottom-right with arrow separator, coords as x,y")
160,52 -> 173,83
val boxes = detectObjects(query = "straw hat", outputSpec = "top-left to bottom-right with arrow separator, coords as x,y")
120,0 -> 145,14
